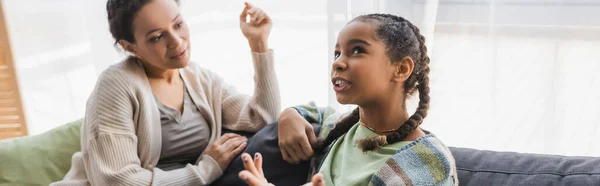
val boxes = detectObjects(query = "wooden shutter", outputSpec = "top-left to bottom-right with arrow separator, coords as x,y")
0,1 -> 27,140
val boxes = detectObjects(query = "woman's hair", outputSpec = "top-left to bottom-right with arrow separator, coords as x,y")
313,14 -> 431,153
106,0 -> 180,45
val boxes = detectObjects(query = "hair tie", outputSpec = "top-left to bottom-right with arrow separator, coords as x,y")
377,135 -> 388,146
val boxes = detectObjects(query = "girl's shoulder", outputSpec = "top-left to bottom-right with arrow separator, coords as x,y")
371,132 -> 458,186
396,131 -> 452,156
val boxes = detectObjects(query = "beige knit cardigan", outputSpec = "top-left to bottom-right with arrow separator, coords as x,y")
51,50 -> 280,186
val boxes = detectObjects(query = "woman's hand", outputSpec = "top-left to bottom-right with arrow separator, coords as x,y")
278,108 -> 317,164
239,152 -> 325,186
203,133 -> 248,171
239,2 -> 272,53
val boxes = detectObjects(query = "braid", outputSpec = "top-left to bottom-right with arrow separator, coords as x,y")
313,108 -> 360,154
352,14 -> 432,152
410,22 -> 431,120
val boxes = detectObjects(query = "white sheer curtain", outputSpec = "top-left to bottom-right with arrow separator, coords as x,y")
4,0 -> 599,156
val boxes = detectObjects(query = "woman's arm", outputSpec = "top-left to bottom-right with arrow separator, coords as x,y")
213,50 -> 280,132
82,69 -> 224,185
218,3 -> 281,132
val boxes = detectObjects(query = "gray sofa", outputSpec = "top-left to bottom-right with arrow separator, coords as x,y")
451,147 -> 600,185
214,122 -> 600,186
1,120 -> 599,186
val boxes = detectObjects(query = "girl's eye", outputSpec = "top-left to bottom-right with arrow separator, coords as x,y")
352,47 -> 365,55
334,51 -> 341,60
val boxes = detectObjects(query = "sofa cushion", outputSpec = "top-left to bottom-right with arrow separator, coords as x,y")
0,119 -> 82,186
450,147 -> 600,186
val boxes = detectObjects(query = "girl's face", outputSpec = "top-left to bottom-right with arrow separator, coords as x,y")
331,21 -> 411,106
122,0 -> 191,70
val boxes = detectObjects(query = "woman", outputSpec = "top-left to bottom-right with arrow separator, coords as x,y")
51,0 -> 280,185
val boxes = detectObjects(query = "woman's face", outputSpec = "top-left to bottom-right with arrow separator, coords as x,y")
124,0 -> 191,70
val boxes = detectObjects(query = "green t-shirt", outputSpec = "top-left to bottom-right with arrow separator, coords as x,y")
319,123 -> 412,185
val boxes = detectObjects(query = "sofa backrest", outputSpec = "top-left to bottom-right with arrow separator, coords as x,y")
3,120 -> 600,186
450,147 -> 600,186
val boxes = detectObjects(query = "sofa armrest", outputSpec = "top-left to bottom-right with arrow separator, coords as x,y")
0,119 -> 82,186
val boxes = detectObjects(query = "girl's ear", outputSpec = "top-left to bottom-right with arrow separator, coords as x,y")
392,56 -> 415,83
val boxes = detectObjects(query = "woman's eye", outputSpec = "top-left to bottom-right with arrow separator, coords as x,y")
175,21 -> 184,29
151,34 -> 163,42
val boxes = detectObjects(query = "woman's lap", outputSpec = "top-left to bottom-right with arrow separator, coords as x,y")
211,122 -> 319,186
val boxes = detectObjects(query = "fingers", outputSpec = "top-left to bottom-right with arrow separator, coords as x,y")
280,146 -> 294,164
241,153 -> 260,178
289,143 -> 305,163
223,136 -> 247,151
311,173 -> 325,186
305,124 -> 318,144
239,5 -> 250,24
255,11 -> 268,24
239,2 -> 257,25
239,170 -> 262,186
291,142 -> 307,160
244,5 -> 268,25
285,145 -> 300,163
254,9 -> 271,24
285,147 -> 300,164
244,1 -> 254,9
302,123 -> 317,157
280,141 -> 306,163
253,152 -> 264,177
253,11 -> 264,23
299,138 -> 314,159
231,140 -> 247,157
247,7 -> 260,22
217,133 -> 241,144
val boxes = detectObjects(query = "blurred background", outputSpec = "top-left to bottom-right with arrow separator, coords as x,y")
1,0 -> 599,156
